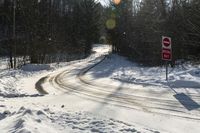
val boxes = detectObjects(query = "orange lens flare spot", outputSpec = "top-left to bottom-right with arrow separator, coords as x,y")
113,0 -> 121,5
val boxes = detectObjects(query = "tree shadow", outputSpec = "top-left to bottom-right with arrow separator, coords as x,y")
169,80 -> 200,89
92,83 -> 124,113
86,55 -> 132,79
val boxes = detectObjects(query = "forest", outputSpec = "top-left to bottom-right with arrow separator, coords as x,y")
0,0 -> 200,67
0,0 -> 102,68
108,0 -> 200,65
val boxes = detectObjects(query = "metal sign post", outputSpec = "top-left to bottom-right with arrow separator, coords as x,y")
162,36 -> 172,81
166,61 -> 168,81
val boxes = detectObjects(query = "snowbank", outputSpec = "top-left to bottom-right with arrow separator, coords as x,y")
0,107 -> 156,133
0,107 -> 63,133
86,54 -> 200,89
0,57 -> 9,70
0,63 -> 53,97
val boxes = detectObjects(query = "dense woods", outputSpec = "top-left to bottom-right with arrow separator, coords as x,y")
107,0 -> 200,66
0,0 -> 102,68
0,0 -> 200,67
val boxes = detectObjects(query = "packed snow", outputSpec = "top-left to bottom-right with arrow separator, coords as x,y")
0,44 -> 200,133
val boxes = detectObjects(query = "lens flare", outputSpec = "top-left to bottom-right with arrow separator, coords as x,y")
113,0 -> 121,5
106,19 -> 116,30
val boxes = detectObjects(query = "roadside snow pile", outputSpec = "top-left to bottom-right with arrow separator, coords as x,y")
190,68 -> 200,77
0,107 -> 157,133
0,64 -> 53,97
0,57 -> 9,70
169,65 -> 200,88
0,107 -> 61,133
87,54 -> 200,88
0,58 -> 66,97
0,70 -> 23,97
52,111 -> 157,133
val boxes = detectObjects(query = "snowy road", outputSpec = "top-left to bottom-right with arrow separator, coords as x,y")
1,45 -> 200,133
34,45 -> 200,133
45,51 -> 200,121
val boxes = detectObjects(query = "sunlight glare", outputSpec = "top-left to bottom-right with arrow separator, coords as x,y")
113,0 -> 121,5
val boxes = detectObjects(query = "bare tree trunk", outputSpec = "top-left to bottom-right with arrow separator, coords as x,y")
13,0 -> 16,68
9,43 -> 13,68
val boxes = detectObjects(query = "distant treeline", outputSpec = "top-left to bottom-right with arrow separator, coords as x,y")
0,0 -> 102,68
107,0 -> 200,66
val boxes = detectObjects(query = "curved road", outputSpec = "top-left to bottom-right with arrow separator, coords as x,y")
37,46 -> 200,122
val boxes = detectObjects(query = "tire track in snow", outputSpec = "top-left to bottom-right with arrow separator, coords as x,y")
45,55 -> 200,121
54,71 -> 200,121
32,45 -> 199,121
35,76 -> 49,94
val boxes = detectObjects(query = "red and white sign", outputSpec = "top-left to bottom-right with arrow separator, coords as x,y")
162,36 -> 172,61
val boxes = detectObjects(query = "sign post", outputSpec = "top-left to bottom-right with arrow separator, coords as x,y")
166,61 -> 168,81
162,36 -> 172,81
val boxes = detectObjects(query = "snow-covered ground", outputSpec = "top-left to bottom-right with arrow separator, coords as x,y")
0,44 -> 200,133
84,54 -> 200,93
0,105 -> 157,133
0,45 -> 109,97
0,57 -> 9,70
